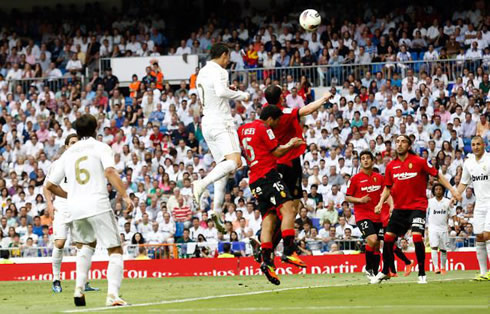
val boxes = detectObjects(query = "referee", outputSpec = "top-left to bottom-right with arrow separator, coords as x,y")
370,135 -> 460,284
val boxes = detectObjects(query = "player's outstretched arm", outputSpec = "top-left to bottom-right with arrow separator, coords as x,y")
271,137 -> 304,158
45,182 -> 68,199
375,186 -> 391,214
298,92 -> 332,117
105,167 -> 134,212
437,172 -> 460,201
214,72 -> 250,101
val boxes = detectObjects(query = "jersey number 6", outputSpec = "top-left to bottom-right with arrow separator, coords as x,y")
75,156 -> 91,185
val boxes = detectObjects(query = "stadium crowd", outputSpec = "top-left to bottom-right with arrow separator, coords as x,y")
0,1 -> 489,259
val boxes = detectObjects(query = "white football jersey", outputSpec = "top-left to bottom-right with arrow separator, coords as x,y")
47,137 -> 115,221
196,61 -> 248,123
461,152 -> 490,207
45,159 -> 70,223
427,197 -> 455,232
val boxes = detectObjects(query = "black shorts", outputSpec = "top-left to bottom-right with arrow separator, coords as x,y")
356,220 -> 384,240
250,169 -> 293,217
386,209 -> 426,236
277,157 -> 302,200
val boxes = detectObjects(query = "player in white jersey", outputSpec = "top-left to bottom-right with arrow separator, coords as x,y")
44,134 -> 99,294
428,183 -> 456,275
193,43 -> 250,221
46,114 -> 134,306
455,136 -> 490,281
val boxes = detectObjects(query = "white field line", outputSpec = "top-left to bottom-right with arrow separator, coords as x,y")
62,276 -> 474,313
156,305 -> 489,312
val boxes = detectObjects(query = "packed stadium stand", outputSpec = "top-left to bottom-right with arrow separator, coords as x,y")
0,0 -> 488,260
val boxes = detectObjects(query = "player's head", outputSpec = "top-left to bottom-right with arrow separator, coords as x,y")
432,182 -> 446,198
260,104 -> 283,128
209,43 -> 230,67
395,135 -> 415,157
359,150 -> 374,170
264,85 -> 283,106
65,133 -> 78,147
470,136 -> 485,157
74,114 -> 97,139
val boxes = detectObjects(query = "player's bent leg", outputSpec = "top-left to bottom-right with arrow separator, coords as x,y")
279,202 -> 306,268
259,213 -> 280,285
196,153 -> 241,200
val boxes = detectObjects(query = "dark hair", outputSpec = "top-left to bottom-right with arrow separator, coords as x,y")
260,104 -> 283,120
74,114 -> 97,138
64,133 -> 78,146
359,150 -> 374,160
209,43 -> 230,59
222,242 -> 231,253
431,182 -> 446,196
264,85 -> 282,105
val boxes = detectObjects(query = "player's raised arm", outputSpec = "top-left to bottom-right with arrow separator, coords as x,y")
298,92 -> 332,117
271,137 -> 304,158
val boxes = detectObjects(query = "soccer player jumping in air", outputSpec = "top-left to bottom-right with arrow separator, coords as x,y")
238,105 -> 305,285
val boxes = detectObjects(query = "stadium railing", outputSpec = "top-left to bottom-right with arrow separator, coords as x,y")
6,75 -> 85,94
228,58 -> 485,88
1,237 -> 478,260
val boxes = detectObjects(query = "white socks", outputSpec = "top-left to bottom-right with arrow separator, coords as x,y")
52,247 -> 64,281
213,176 -> 228,214
201,160 -> 237,187
475,241 -> 488,275
431,250 -> 439,270
75,245 -> 95,289
440,250 -> 447,270
107,253 -> 124,297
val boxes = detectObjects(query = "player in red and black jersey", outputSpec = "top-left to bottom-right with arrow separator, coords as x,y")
250,86 -> 331,261
238,105 -> 305,285
346,151 -> 392,278
371,135 -> 460,284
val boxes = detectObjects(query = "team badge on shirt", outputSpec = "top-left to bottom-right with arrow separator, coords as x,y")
280,191 -> 286,198
373,177 -> 377,182
409,163 -> 413,169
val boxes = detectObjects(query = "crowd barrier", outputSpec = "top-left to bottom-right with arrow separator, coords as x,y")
0,251 -> 481,281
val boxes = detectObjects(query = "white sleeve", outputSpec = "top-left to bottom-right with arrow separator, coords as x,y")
460,160 -> 471,185
100,143 -> 116,170
46,158 -> 65,185
213,68 -> 248,100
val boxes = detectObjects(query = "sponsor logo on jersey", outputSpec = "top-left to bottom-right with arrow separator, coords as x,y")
393,172 -> 418,180
433,209 -> 447,215
266,129 -> 275,140
393,166 -> 401,169
471,174 -> 489,182
360,185 -> 382,193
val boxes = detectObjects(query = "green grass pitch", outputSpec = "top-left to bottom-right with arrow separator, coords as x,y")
0,271 -> 488,313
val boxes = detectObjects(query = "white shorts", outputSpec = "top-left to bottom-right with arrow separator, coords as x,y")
473,207 -> 490,235
52,215 -> 72,241
202,120 -> 240,163
429,229 -> 449,250
71,211 -> 121,249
